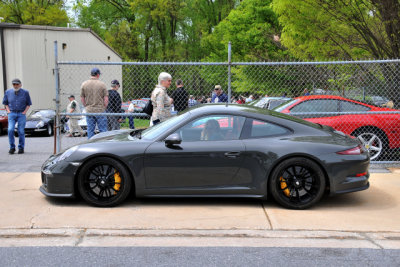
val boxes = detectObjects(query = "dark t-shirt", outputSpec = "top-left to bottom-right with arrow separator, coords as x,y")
106,90 -> 122,113
171,87 -> 189,112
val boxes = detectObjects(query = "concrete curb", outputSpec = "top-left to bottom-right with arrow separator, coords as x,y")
1,228 -> 400,249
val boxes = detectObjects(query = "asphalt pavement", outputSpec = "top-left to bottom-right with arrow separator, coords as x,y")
0,134 -> 83,172
0,134 -> 400,254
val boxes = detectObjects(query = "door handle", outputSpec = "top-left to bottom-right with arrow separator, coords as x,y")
224,151 -> 241,158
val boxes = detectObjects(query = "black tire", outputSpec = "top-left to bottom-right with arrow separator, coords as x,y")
77,157 -> 132,207
46,124 -> 54,136
353,128 -> 387,161
14,132 -> 18,137
269,157 -> 326,209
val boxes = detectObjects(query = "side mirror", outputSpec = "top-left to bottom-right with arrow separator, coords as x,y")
165,133 -> 182,146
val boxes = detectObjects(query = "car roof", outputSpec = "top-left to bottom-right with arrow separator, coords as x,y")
186,103 -> 324,130
188,103 -> 269,115
293,95 -> 394,110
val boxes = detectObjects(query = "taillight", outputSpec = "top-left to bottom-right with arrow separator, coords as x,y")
336,145 -> 362,155
356,172 -> 367,177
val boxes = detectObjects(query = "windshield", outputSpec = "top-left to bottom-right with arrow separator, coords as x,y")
0,110 -> 6,116
141,113 -> 190,140
253,99 -> 268,108
273,99 -> 298,112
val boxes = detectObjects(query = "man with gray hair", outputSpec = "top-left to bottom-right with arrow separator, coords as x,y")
2,78 -> 32,154
211,85 -> 228,103
151,72 -> 173,125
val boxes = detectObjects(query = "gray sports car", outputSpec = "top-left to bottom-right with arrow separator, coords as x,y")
40,104 -> 370,209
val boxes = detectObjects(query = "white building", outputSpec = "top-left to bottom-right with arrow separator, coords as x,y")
0,23 -> 122,110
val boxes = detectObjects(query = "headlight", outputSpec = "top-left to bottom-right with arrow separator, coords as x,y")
54,146 -> 78,163
36,121 -> 45,128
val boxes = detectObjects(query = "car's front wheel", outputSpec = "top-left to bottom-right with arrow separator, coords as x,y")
77,157 -> 132,207
46,124 -> 54,136
269,157 -> 326,209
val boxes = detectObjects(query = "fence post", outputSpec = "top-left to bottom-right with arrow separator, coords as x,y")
54,41 -> 61,154
227,41 -> 232,104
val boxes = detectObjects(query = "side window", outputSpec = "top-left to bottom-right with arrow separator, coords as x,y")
291,99 -> 339,113
340,101 -> 370,112
246,119 -> 289,138
175,115 -> 245,141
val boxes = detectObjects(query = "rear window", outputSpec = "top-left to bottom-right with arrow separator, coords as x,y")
273,99 -> 298,112
244,118 -> 290,139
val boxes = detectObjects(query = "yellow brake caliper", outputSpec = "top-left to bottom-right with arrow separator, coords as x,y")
279,177 -> 290,197
113,172 -> 121,194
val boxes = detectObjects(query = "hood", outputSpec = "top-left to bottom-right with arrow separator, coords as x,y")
85,129 -> 144,144
25,119 -> 46,128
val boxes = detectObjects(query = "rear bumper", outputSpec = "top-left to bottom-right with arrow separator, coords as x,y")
330,176 -> 370,195
325,154 -> 370,195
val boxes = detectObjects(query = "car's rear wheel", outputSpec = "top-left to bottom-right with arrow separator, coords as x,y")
269,157 -> 326,209
353,128 -> 387,161
77,157 -> 132,207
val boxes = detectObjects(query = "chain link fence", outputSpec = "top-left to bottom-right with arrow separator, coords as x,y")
56,59 -> 400,164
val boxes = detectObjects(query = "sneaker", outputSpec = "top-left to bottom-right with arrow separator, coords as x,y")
9,148 -> 15,154
18,149 -> 24,154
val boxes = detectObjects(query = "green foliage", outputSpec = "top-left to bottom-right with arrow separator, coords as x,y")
272,0 -> 400,60
202,0 -> 285,62
200,0 -> 289,96
0,0 -> 69,26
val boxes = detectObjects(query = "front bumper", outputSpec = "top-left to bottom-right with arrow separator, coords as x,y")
20,127 -> 46,134
40,155 -> 80,198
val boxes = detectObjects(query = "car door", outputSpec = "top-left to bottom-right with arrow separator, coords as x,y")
144,115 -> 246,190
336,99 -> 371,133
239,117 -> 293,194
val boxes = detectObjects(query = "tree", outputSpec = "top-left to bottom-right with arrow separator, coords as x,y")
74,0 -> 139,60
273,0 -> 400,60
200,0 -> 289,95
0,0 -> 69,26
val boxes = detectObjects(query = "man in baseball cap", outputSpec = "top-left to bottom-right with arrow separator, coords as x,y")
91,68 -> 101,76
107,79 -> 122,131
12,78 -> 22,85
80,68 -> 108,138
2,78 -> 32,154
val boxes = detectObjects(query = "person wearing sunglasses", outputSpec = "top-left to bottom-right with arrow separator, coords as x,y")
211,85 -> 228,103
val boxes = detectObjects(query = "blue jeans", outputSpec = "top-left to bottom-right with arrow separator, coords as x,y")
128,116 -> 135,129
8,112 -> 26,150
86,115 -> 107,139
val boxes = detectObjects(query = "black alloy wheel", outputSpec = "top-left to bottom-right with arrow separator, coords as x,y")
77,157 -> 132,207
269,157 -> 325,209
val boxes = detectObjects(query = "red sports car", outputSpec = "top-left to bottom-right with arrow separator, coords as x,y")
0,109 -> 8,135
274,95 -> 400,160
